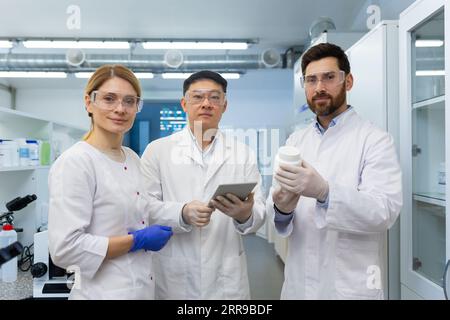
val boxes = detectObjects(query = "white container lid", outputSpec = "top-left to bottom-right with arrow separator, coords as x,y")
278,146 -> 301,162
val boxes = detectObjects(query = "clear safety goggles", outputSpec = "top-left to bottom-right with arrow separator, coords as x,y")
90,90 -> 143,113
184,89 -> 226,106
300,70 -> 345,89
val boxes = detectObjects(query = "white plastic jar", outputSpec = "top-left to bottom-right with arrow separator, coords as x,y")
0,224 -> 18,282
273,146 -> 302,188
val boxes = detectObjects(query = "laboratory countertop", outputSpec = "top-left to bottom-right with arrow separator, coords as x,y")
0,270 -> 33,300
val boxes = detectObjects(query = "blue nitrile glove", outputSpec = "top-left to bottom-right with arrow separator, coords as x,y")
129,225 -> 173,252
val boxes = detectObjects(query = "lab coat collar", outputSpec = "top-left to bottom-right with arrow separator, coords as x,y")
176,126 -> 219,146
204,130 -> 233,185
174,127 -> 202,165
314,105 -> 355,135
175,128 -> 232,184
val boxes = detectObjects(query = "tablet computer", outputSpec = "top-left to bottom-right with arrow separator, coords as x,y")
210,182 -> 257,202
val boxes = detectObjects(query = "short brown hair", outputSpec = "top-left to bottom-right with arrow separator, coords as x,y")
301,43 -> 350,76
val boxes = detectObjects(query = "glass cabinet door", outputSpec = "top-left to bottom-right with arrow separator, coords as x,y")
410,10 -> 446,287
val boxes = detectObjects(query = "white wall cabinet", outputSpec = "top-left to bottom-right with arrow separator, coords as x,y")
346,20 -> 400,299
0,106 -> 87,246
399,0 -> 449,300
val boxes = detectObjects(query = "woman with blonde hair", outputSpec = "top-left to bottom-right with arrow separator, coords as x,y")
48,64 -> 172,300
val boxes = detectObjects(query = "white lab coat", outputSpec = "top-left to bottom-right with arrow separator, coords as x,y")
48,141 -> 155,300
267,109 -> 402,299
141,128 -> 265,299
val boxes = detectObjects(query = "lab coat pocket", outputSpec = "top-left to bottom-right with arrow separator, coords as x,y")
153,255 -> 187,299
335,234 -> 383,299
130,251 -> 155,298
219,252 -> 250,300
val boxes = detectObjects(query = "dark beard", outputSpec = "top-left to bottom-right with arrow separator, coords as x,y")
307,84 -> 346,117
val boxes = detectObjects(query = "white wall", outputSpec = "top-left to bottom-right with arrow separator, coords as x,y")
350,0 -> 415,30
223,89 -> 292,129
0,80 -> 11,108
16,89 -> 90,128
0,89 -> 11,108
223,69 -> 293,130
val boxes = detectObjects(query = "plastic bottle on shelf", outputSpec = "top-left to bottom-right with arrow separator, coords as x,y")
0,139 -> 12,167
0,140 -> 20,168
26,140 -> 39,166
17,138 -> 30,166
273,146 -> 302,189
0,224 -> 18,282
39,141 -> 51,166
9,140 -> 19,167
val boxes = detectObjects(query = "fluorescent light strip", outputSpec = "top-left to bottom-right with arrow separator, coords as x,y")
23,40 -> 130,49
74,72 -> 93,78
416,70 -> 445,76
415,40 -> 444,47
0,40 -> 13,48
75,72 -> 154,79
0,71 -> 67,78
143,41 -> 248,50
162,73 -> 193,79
220,73 -> 240,79
162,72 -> 240,80
135,73 -> 154,79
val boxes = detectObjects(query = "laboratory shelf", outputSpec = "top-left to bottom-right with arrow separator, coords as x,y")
413,95 -> 445,109
0,165 -> 50,172
0,106 -> 49,123
0,106 -> 85,248
413,192 -> 446,207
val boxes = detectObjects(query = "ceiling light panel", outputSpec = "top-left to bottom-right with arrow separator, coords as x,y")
0,71 -> 67,78
23,40 -> 130,49
143,42 -> 248,50
0,40 -> 13,48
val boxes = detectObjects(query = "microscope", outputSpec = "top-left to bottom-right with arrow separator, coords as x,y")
32,230 -> 72,299
1,194 -> 71,298
0,194 -> 37,232
0,194 -> 34,281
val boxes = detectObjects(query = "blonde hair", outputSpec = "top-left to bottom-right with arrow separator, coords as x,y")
82,64 -> 142,140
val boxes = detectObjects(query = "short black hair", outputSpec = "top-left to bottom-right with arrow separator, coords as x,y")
183,70 -> 227,95
301,43 -> 350,75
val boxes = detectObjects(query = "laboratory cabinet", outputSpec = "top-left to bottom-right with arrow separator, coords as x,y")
399,0 -> 450,299
346,20 -> 400,299
0,106 -> 87,246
